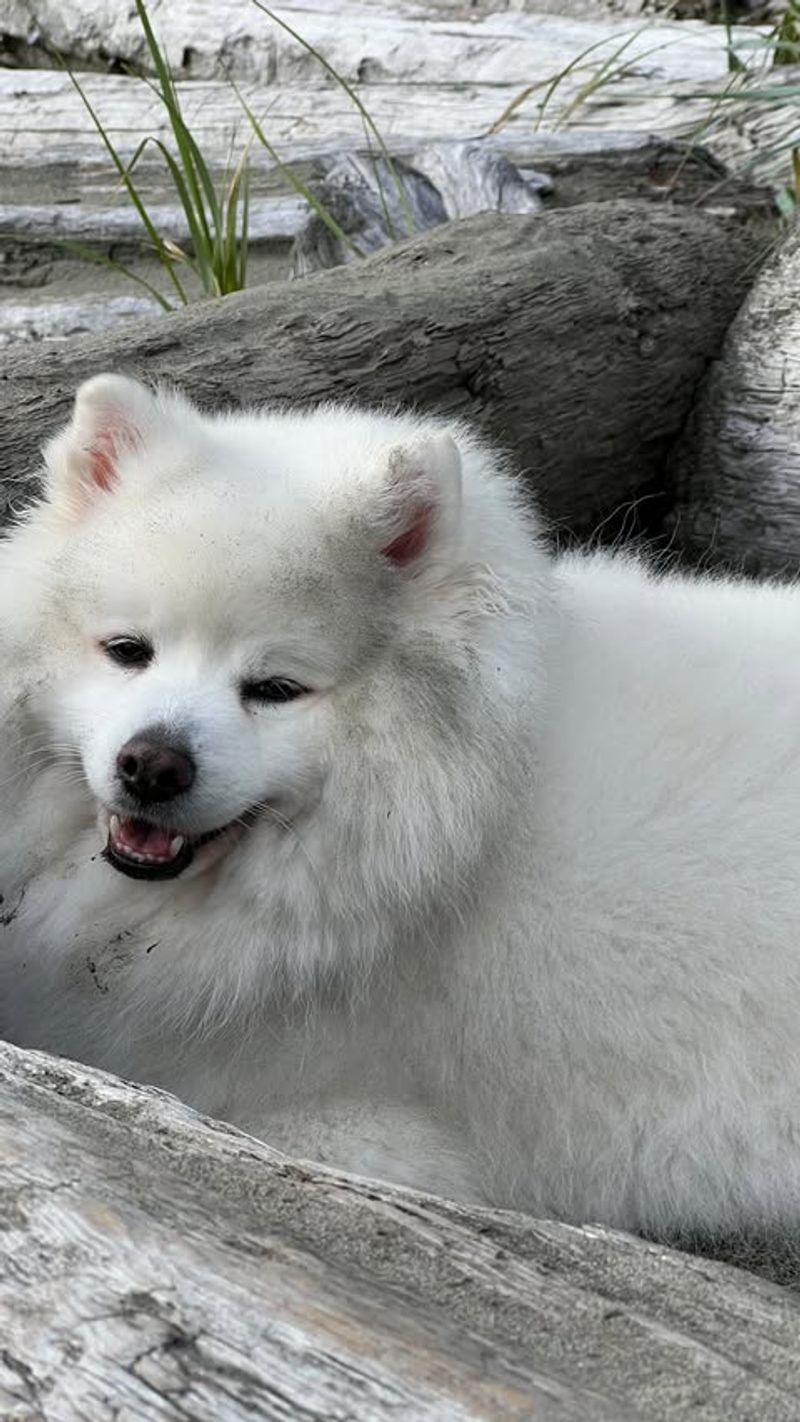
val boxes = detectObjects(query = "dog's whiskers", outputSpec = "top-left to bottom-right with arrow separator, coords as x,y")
247,800 -> 329,906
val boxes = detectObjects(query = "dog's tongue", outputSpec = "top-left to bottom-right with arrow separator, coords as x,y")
114,816 -> 177,861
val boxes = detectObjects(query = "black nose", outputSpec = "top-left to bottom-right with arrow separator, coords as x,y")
116,733 -> 196,804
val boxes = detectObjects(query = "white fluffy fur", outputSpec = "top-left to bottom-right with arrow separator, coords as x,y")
2,373 -> 800,1239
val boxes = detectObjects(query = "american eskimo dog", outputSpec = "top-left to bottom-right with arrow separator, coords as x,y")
2,371 -> 800,1242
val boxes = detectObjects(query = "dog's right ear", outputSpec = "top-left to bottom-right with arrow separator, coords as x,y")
42,374 -> 159,523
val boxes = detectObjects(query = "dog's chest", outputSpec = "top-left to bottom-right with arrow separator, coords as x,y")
0,818 -> 181,1036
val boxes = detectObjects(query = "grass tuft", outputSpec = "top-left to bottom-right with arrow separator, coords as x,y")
28,0 -> 411,307
247,0 -> 415,241
57,0 -> 253,308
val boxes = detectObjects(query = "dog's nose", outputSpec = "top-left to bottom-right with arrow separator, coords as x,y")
116,733 -> 196,803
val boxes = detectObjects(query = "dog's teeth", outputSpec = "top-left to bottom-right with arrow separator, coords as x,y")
110,814 -> 120,838
170,836 -> 184,855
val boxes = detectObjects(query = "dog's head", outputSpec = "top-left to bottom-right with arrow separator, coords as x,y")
9,375 -> 546,938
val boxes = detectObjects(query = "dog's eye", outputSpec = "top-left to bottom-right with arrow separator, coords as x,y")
241,677 -> 309,705
102,637 -> 154,670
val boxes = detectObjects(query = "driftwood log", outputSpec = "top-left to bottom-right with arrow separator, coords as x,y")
670,223 -> 800,578
0,203 -> 767,547
2,0 -> 789,194
0,132 -> 772,347
4,1038 -> 800,1422
0,5 -> 766,154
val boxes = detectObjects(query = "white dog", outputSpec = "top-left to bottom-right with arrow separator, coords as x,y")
2,371 -> 800,1246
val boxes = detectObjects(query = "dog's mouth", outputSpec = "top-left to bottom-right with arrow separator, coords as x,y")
101,812 -> 241,882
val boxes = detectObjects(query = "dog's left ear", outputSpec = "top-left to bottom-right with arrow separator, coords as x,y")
42,374 -> 159,523
378,433 -> 463,576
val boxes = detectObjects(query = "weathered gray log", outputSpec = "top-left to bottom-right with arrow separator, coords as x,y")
290,138 -> 773,277
669,223 -> 800,578
0,51 -> 790,190
0,132 -> 771,347
0,3 -> 761,97
4,1037 -> 800,1422
508,133 -> 773,216
0,204 -> 768,547
0,135 -> 770,249
1,2 -> 792,201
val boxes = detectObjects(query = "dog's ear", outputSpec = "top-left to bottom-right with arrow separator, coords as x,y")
377,433 -> 462,576
42,374 -> 158,522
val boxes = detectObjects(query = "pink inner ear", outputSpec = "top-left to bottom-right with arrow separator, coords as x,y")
87,428 -> 121,493
382,502 -> 434,566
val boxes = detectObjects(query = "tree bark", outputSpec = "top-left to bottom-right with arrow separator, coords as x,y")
0,204 -> 767,547
669,224 -> 800,579
2,1038 -> 800,1422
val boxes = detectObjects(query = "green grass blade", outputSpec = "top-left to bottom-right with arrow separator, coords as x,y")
133,0 -> 179,115
120,132 -> 211,290
53,239 -> 175,310
720,0 -> 746,73
129,6 -> 221,255
773,0 -> 800,66
249,0 -> 415,237
0,231 -> 174,310
554,31 -> 669,131
129,69 -> 249,294
64,65 -> 189,304
696,117 -> 800,195
533,29 -> 645,133
132,0 -> 230,287
359,113 -> 397,241
686,83 -> 800,102
164,92 -> 222,239
43,3 -> 251,305
235,84 -> 364,259
238,160 -> 250,289
223,144 -> 250,294
148,137 -> 216,292
130,59 -> 250,295
133,69 -> 220,253
486,77 -> 554,137
488,28 -> 668,137
130,0 -> 221,259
